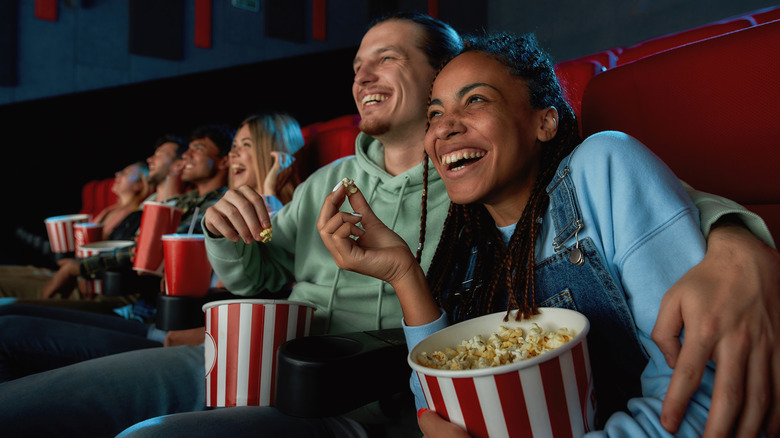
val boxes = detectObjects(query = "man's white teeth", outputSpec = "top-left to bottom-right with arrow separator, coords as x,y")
440,151 -> 486,165
362,94 -> 387,106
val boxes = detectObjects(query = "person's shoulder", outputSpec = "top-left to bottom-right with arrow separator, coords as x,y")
568,131 -> 654,168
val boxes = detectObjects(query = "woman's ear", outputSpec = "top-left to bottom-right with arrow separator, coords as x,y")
538,106 -> 559,142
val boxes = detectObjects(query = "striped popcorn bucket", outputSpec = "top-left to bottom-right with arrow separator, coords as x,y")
76,240 -> 135,295
44,214 -> 89,254
203,299 -> 316,407
408,308 -> 595,438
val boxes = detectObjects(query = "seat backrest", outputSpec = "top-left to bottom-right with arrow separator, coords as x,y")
615,17 -> 755,66
581,20 -> 780,241
554,58 -> 606,129
751,5 -> 780,24
80,177 -> 117,221
294,114 -> 361,182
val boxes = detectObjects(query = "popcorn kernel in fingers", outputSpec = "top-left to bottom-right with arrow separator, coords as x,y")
259,227 -> 272,243
341,177 -> 358,195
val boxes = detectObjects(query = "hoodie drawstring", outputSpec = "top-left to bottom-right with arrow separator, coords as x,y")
324,268 -> 342,334
373,175 -> 411,329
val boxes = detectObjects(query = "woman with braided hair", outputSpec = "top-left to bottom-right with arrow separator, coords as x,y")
319,31 -> 716,436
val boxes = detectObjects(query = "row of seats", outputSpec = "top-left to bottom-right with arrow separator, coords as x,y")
579,19 -> 780,241
82,5 -> 779,241
554,5 -> 780,124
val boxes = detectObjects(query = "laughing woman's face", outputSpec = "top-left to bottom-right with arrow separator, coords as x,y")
228,124 -> 258,190
425,51 -> 548,225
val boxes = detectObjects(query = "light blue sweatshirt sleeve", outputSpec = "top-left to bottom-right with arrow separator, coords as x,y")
570,132 -> 711,437
402,310 -> 449,411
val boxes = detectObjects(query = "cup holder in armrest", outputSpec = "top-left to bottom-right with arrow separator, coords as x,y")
275,328 -> 410,418
155,289 -> 243,331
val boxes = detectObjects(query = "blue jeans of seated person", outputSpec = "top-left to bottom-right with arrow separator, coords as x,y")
0,344 -> 206,437
0,303 -> 161,382
0,341 -> 368,438
117,407 -> 368,438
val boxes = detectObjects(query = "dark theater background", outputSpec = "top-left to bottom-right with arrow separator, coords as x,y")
1,0 -> 776,267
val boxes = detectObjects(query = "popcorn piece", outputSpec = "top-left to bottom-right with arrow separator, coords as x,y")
341,177 -> 358,194
259,227 -> 272,243
418,323 -> 575,370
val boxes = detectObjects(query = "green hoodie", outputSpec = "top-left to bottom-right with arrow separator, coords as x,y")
204,132 -> 450,335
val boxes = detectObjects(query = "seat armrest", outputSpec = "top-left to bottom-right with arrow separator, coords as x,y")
275,328 -> 410,418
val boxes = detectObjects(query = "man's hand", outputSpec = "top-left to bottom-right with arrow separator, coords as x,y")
652,223 -> 780,437
203,186 -> 272,244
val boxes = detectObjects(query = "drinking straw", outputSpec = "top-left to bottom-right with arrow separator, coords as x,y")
187,207 -> 200,235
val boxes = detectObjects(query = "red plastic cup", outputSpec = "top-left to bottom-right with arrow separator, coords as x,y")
76,240 -> 135,295
409,308 -> 594,438
203,299 -> 316,407
162,234 -> 212,297
133,202 -> 182,276
74,222 -> 104,249
44,214 -> 89,254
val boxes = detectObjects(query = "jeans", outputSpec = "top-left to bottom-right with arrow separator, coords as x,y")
0,344 -> 206,437
117,407 -> 369,438
0,303 -> 162,381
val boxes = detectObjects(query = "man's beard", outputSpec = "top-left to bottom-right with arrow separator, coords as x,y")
359,117 -> 390,137
148,171 -> 166,186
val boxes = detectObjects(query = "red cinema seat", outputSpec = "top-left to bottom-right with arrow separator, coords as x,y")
615,17 -> 755,66
80,177 -> 117,221
581,20 -> 780,241
294,114 -> 361,182
554,58 -> 606,128
751,5 -> 780,24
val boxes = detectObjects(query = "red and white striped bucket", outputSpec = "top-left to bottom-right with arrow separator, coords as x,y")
409,308 -> 595,438
203,299 -> 316,407
76,240 -> 135,295
44,214 -> 89,254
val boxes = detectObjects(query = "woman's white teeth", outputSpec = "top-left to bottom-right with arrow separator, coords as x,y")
440,151 -> 485,165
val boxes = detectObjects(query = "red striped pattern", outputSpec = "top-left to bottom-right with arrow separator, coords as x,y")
417,339 -> 594,437
204,301 -> 315,407
45,214 -> 88,253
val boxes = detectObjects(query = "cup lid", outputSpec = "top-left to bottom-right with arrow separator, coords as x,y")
45,213 -> 89,222
78,240 -> 136,250
74,222 -> 104,228
162,233 -> 206,240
